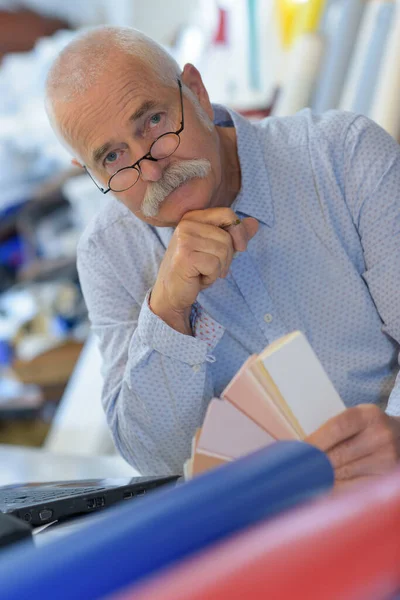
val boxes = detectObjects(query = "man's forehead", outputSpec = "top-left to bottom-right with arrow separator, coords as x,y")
55,75 -> 169,162
55,55 -> 163,122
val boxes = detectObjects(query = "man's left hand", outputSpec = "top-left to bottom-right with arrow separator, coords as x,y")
306,404 -> 400,491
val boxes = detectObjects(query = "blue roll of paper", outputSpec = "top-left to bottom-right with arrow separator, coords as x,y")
339,1 -> 382,112
312,0 -> 365,112
340,1 -> 394,116
370,0 -> 400,140
350,2 -> 394,116
0,441 -> 333,600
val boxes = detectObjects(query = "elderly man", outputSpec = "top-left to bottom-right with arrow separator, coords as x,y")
46,26 -> 400,483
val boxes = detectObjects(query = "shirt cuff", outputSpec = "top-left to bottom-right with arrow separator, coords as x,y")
385,382 -> 400,417
191,301 -> 225,352
134,291 -> 210,366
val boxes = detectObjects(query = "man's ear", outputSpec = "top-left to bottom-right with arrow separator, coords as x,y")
181,63 -> 213,121
71,158 -> 83,169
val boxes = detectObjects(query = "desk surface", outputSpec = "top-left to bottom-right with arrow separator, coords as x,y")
0,444 -> 138,486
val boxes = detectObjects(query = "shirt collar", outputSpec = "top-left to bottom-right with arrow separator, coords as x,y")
213,104 -> 274,227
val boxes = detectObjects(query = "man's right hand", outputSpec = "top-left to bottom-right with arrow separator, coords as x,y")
150,208 -> 259,334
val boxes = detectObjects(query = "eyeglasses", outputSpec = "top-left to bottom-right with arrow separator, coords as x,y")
85,79 -> 184,194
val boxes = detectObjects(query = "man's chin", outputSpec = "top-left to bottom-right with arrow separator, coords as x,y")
150,178 -> 210,225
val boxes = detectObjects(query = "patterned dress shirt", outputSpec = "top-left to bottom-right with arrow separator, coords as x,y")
77,105 -> 400,475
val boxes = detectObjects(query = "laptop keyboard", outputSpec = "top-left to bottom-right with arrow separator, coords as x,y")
0,487 -> 107,506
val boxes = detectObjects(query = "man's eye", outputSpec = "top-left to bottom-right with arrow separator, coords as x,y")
149,113 -> 162,127
105,151 -> 118,164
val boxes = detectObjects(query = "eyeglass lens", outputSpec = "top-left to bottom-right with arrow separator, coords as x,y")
109,132 -> 180,192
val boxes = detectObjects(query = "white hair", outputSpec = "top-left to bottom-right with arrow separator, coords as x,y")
46,26 -> 181,105
45,25 -> 213,139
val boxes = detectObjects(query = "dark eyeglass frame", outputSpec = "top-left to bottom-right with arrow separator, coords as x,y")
84,79 -> 184,194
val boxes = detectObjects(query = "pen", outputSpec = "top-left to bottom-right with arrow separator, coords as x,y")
220,218 -> 242,259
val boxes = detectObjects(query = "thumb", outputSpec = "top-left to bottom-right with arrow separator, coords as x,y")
225,216 -> 259,252
242,217 -> 259,241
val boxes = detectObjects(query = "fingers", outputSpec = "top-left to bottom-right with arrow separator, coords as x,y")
224,217 -> 259,252
334,445 -> 399,481
191,252 -> 222,288
193,240 -> 232,279
181,207 -> 241,228
181,208 -> 259,253
306,404 -> 383,452
327,421 -> 398,469
333,476 -> 373,494
152,207 -> 258,319
242,217 -> 259,241
175,224 -> 233,278
178,219 -> 234,247
306,407 -> 400,492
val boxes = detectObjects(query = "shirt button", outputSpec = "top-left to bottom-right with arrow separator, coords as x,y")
192,365 -> 201,373
263,313 -> 273,323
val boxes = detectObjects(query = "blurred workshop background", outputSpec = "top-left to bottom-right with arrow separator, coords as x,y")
0,0 -> 398,459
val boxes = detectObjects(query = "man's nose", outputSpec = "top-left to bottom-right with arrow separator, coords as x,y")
138,158 -> 164,182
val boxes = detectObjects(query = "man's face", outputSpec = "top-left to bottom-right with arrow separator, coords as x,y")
58,60 -> 222,227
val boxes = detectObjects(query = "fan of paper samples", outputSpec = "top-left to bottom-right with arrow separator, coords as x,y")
184,331 -> 345,478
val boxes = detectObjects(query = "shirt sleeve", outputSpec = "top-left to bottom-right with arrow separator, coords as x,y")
343,115 -> 400,416
77,241 -> 222,476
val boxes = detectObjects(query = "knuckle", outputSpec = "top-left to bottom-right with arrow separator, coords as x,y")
329,446 -> 345,468
218,242 -> 229,261
210,254 -> 221,270
175,226 -> 190,243
329,418 -> 345,442
203,255 -> 219,275
220,207 -> 237,220
174,236 -> 186,254
175,220 -> 188,235
349,406 -> 365,425
346,405 -> 373,432
175,221 -> 196,241
176,234 -> 195,256
336,463 -> 353,481
222,231 -> 234,251
217,208 -> 238,229
377,423 -> 395,447
364,403 -> 381,423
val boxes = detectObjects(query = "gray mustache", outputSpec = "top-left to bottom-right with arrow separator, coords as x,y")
141,158 -> 211,217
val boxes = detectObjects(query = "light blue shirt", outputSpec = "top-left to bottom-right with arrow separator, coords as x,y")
77,106 -> 400,476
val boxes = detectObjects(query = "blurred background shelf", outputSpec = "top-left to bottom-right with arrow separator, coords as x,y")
17,256 -> 77,284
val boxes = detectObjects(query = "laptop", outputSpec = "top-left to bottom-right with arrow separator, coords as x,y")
0,476 -> 179,527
